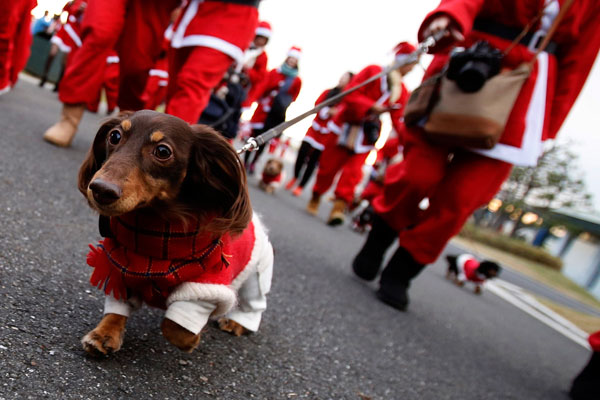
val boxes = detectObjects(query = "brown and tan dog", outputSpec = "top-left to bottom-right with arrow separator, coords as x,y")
78,110 -> 274,356
258,158 -> 284,194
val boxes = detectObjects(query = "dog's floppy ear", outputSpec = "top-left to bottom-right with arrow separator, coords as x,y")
184,124 -> 252,236
77,112 -> 133,196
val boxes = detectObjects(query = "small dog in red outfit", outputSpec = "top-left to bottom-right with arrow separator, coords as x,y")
258,158 -> 284,194
445,254 -> 501,294
78,110 -> 274,356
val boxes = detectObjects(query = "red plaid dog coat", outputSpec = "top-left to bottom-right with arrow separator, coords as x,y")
87,211 -> 255,309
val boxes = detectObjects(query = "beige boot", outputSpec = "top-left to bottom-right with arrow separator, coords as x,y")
43,103 -> 85,147
306,192 -> 321,216
327,199 -> 347,226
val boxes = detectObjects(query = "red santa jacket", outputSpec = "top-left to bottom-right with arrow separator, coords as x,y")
141,56 -> 169,110
50,0 -> 87,53
87,211 -> 256,310
250,68 -> 302,130
328,65 -> 409,154
170,0 -> 258,65
301,88 -> 340,151
417,0 -> 600,166
242,49 -> 268,107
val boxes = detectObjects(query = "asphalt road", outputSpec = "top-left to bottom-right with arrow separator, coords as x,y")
0,80 -> 591,399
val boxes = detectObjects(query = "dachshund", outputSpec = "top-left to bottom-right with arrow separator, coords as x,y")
258,158 -> 284,194
445,254 -> 501,294
78,110 -> 274,356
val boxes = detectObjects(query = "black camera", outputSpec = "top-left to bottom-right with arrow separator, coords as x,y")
446,41 -> 503,93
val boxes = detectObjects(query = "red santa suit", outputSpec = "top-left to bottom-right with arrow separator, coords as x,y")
50,0 -> 86,55
302,89 -> 340,151
141,57 -> 169,110
88,212 -> 274,334
360,135 -> 403,202
141,25 -> 172,110
165,0 -> 259,123
313,63 -> 410,205
86,52 -> 119,113
0,0 -> 37,93
241,21 -> 271,108
249,67 -> 302,131
373,0 -> 600,266
58,0 -> 179,111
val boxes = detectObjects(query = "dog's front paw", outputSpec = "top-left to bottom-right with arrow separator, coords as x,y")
161,318 -> 201,353
218,318 -> 250,337
81,313 -> 127,356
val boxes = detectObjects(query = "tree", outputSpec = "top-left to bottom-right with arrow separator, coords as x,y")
491,141 -> 594,237
498,141 -> 593,212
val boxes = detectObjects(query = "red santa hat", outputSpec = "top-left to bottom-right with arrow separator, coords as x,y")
287,46 -> 302,60
393,41 -> 417,64
255,21 -> 272,39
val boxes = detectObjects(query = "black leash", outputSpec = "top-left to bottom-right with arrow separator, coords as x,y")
236,31 -> 447,155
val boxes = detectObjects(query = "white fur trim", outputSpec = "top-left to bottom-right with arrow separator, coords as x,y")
103,295 -> 141,317
287,49 -> 302,60
165,299 -> 216,334
255,27 -> 271,38
149,69 -> 169,78
302,135 -> 325,151
50,35 -> 72,53
164,23 -> 174,41
317,107 -> 331,120
471,52 -> 548,166
106,56 -> 120,64
171,2 -> 244,63
175,35 -> 244,63
63,23 -> 82,48
230,214 -> 273,289
167,282 -> 236,317
327,120 -> 342,135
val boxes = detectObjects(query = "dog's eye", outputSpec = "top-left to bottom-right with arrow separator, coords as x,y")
108,130 -> 121,145
153,144 -> 172,160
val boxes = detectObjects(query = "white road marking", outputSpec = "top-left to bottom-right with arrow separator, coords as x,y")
486,279 -> 590,349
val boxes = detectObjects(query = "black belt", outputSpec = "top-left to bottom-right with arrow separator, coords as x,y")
208,0 -> 260,7
473,18 -> 558,55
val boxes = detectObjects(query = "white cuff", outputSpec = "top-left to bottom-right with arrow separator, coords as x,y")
165,300 -> 216,335
103,295 -> 141,317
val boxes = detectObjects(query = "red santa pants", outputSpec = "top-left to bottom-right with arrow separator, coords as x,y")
87,61 -> 119,113
59,0 -> 177,110
165,46 -> 233,124
313,144 -> 368,204
0,0 -> 35,90
372,129 -> 512,265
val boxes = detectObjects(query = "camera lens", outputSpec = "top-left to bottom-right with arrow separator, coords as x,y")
457,61 -> 491,93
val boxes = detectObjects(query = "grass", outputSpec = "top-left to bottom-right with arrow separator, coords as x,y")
458,224 -> 563,270
451,236 -> 600,311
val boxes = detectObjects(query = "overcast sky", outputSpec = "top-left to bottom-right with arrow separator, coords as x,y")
34,0 -> 600,210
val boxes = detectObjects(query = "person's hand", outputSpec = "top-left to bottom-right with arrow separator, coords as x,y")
370,104 -> 388,115
328,106 -> 338,118
421,15 -> 465,52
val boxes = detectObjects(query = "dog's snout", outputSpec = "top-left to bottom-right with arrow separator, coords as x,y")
89,179 -> 122,205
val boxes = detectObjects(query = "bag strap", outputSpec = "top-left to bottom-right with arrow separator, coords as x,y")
503,0 -> 574,61
532,0 -> 574,58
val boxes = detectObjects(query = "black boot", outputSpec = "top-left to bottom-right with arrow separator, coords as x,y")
570,351 -> 600,400
352,212 -> 397,281
377,246 -> 425,311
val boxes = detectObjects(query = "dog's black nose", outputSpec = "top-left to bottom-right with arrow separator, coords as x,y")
89,179 -> 122,205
